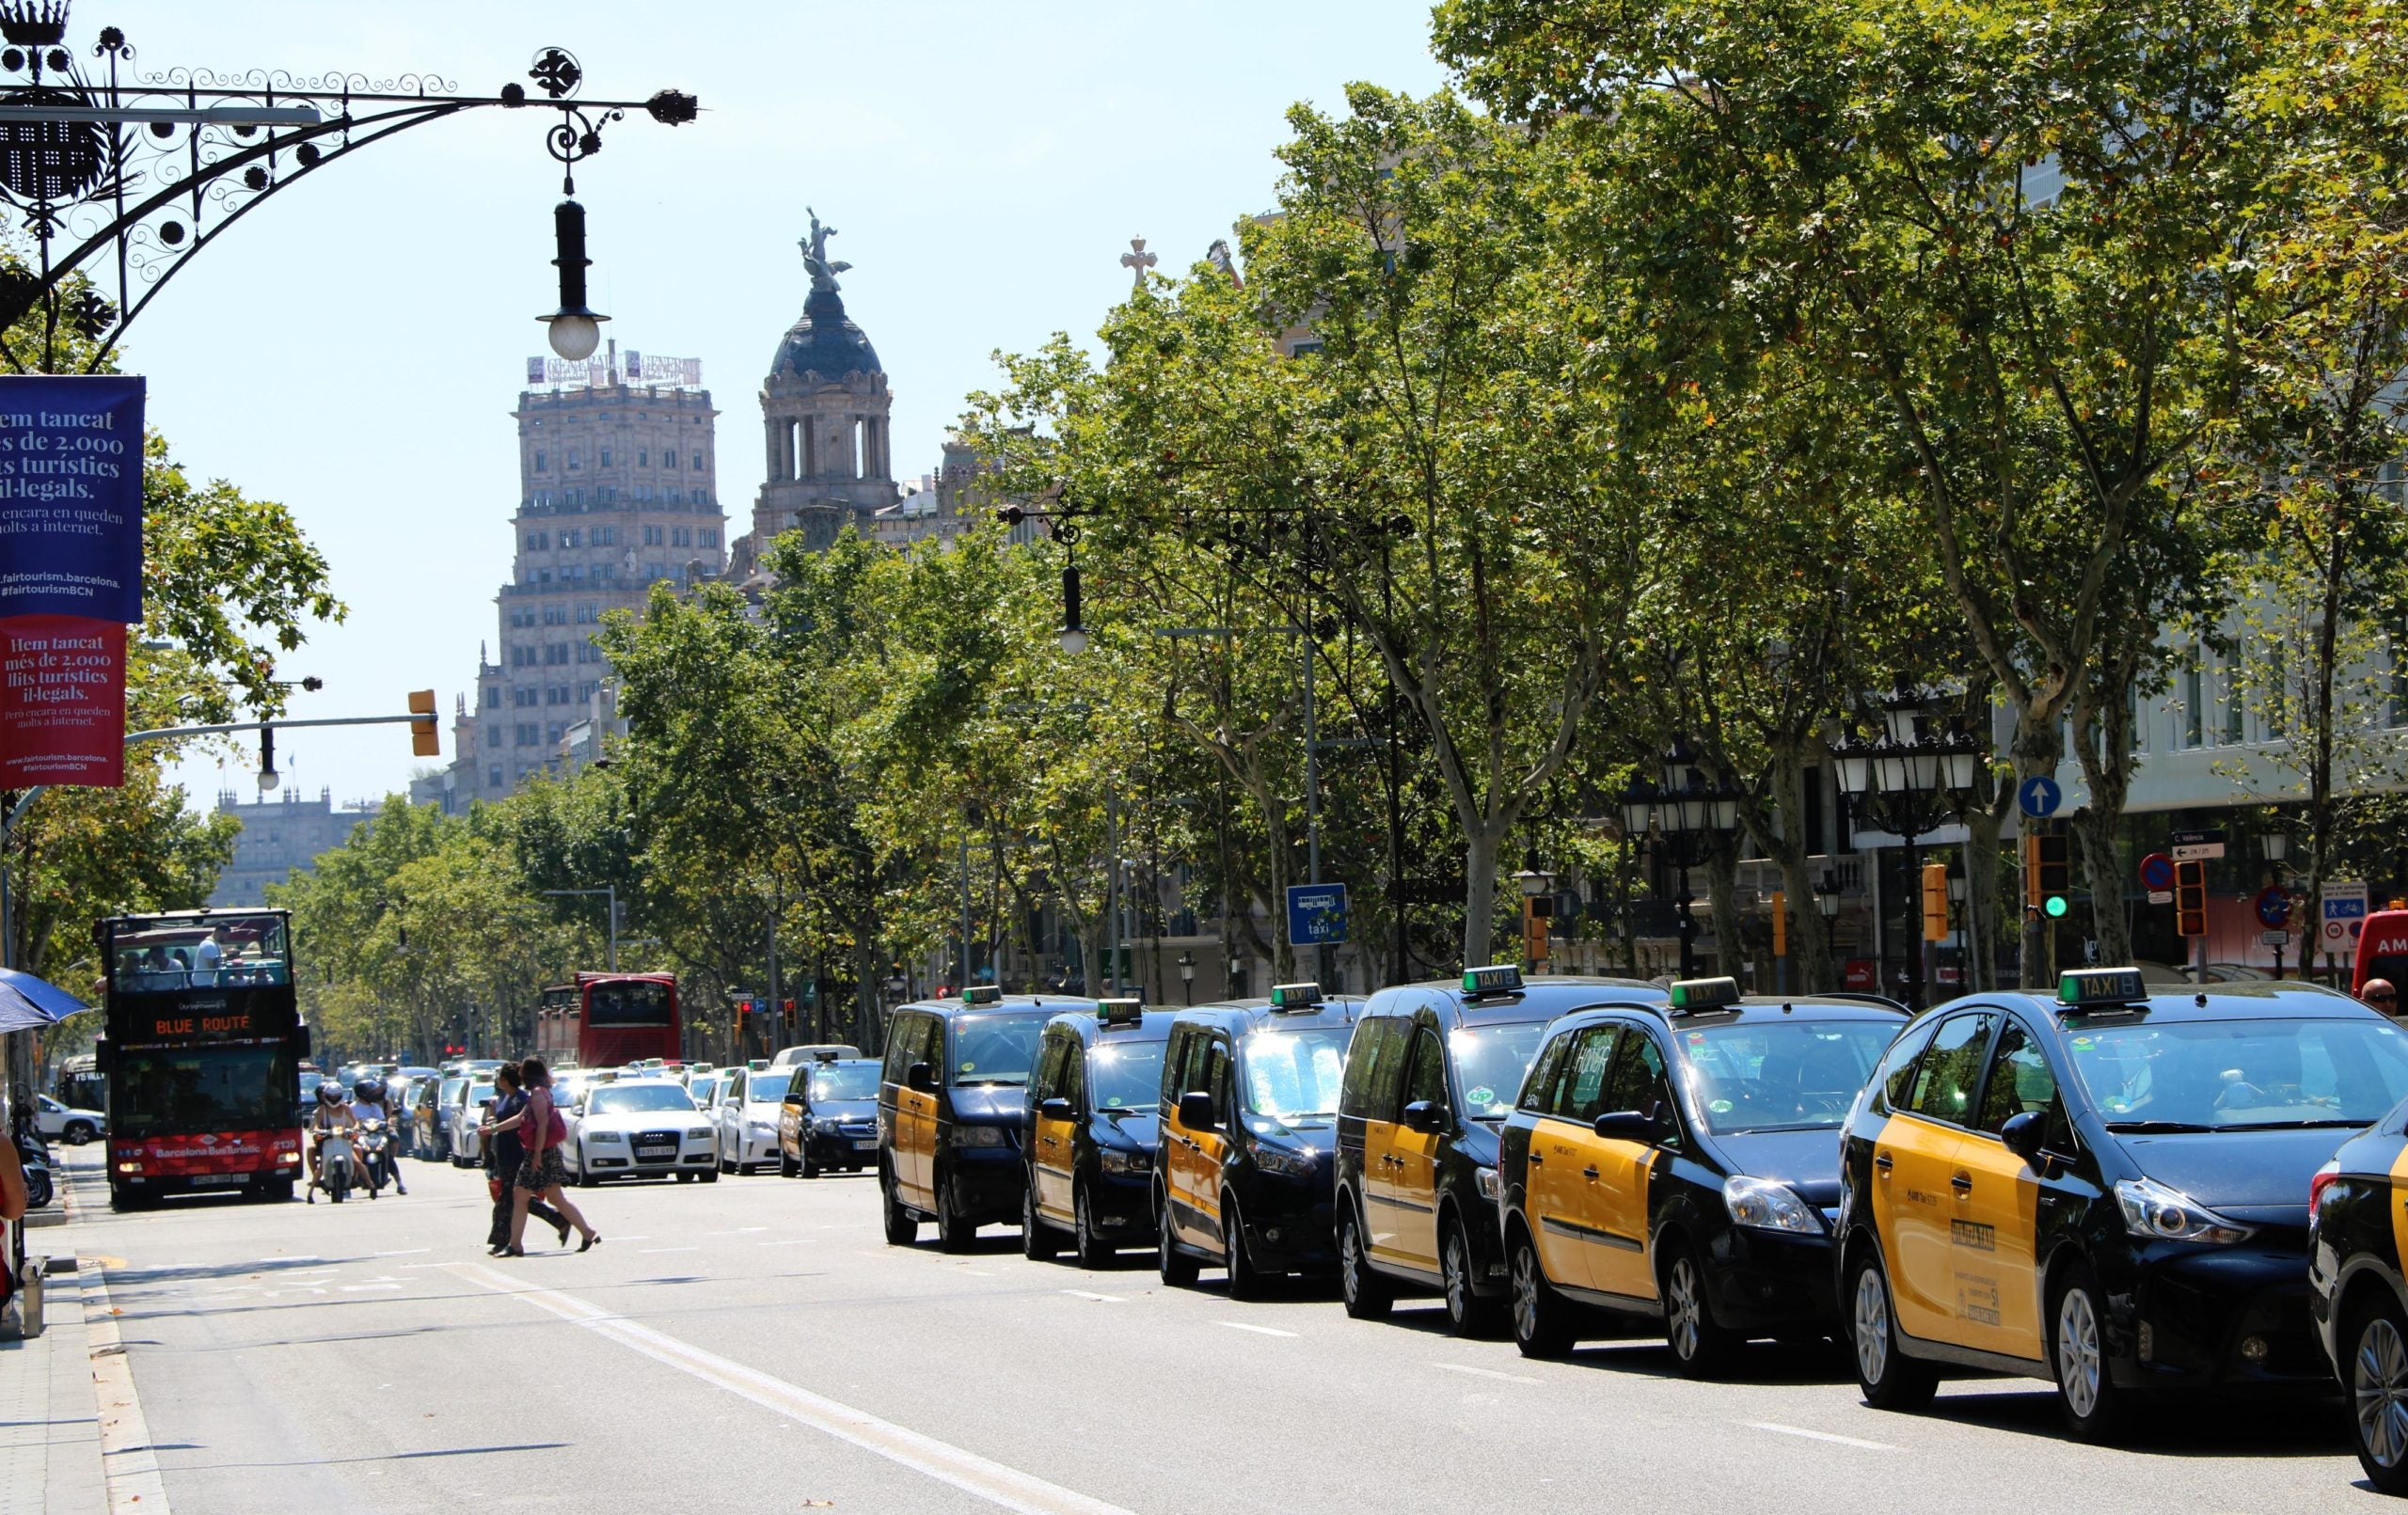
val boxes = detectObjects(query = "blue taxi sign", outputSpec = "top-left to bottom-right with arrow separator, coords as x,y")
1462,964 -> 1524,997
1096,997 -> 1143,1027
960,985 -> 1003,1006
2057,967 -> 2147,1008
1268,982 -> 1323,1011
1669,976 -> 1742,1012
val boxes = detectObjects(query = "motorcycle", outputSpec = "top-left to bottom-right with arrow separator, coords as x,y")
14,1128 -> 52,1211
309,1128 -> 356,1205
357,1118 -> 391,1198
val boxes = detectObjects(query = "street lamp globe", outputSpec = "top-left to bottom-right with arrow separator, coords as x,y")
542,309 -> 603,361
1058,624 -> 1090,655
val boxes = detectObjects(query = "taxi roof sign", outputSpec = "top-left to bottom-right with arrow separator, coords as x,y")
1097,997 -> 1144,1027
2057,968 -> 2147,1009
747,1058 -> 769,1070
960,985 -> 1003,1006
1462,964 -> 1524,997
1269,982 -> 1323,1011
1669,976 -> 1742,1013
811,1049 -> 843,1063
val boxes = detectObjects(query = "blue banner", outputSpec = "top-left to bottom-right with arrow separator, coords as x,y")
0,375 -> 145,622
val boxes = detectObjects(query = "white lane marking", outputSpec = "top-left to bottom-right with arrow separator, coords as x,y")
341,1283 -> 404,1293
640,1247 -> 699,1254
1204,1319 -> 1300,1339
1431,1362 -> 1540,1385
1744,1421 -> 1896,1452
1059,1289 -> 1128,1303
445,1262 -> 1135,1515
757,1239 -> 813,1247
372,1247 -> 431,1256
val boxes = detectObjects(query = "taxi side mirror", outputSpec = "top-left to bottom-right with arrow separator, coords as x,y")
2000,1110 -> 2047,1164
1038,1097 -> 1076,1124
906,1062 -> 937,1094
1178,1091 -> 1216,1129
1402,1100 -> 1446,1135
1592,1110 -> 1661,1143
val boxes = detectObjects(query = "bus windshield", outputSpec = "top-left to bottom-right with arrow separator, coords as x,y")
115,1044 -> 297,1136
587,980 -> 672,1026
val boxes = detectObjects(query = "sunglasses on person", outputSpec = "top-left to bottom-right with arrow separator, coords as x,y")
2371,990 -> 2399,1005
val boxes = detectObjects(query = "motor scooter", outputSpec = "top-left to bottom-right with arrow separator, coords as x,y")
357,1118 -> 391,1198
14,1127 -> 52,1211
309,1128 -> 356,1204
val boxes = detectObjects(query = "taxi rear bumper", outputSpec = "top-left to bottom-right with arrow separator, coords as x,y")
1704,1226 -> 1839,1334
2102,1241 -> 2330,1394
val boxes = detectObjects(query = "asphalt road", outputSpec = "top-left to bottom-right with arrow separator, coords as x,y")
53,1144 -> 2386,1514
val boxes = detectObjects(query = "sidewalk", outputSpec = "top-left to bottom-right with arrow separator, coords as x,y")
0,1251 -> 109,1515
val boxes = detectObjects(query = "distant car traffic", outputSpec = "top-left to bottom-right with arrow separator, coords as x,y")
564,1080 -> 718,1184
447,1076 -> 496,1167
34,1092 -> 105,1144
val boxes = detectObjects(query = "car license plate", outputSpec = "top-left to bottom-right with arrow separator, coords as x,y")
191,1172 -> 249,1185
636,1145 -> 675,1160
850,1139 -> 878,1151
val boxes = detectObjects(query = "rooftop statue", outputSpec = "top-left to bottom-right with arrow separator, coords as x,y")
802,208 -> 852,294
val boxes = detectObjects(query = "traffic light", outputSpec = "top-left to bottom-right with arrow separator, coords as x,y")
2175,860 -> 2208,938
407,688 -> 439,757
1522,894 -> 1552,967
2024,831 -> 2071,919
1770,891 -> 1788,957
1921,862 -> 1951,942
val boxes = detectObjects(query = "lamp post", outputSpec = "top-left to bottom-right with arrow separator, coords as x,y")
1177,949 -> 1196,1004
1830,692 -> 1980,1010
1620,742 -> 1743,981
2261,828 -> 2290,978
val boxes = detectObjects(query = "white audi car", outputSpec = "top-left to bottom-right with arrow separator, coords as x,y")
712,1065 -> 794,1175
564,1080 -> 718,1185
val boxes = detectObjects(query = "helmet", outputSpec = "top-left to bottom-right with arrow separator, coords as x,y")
2366,978 -> 2399,1010
316,1082 -> 343,1104
353,1079 -> 381,1100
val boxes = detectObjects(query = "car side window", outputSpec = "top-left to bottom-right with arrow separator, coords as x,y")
1519,1029 -> 1574,1113
1161,1028 -> 1192,1107
1557,1025 -> 1622,1122
1202,1038 -> 1232,1124
1906,1013 -> 1999,1128
1404,1028 -> 1449,1113
1340,1017 -> 1402,1119
882,1018 -> 919,1084
1875,1016 -> 1941,1113
1063,1044 -> 1087,1113
1030,1036 -> 1065,1102
1367,1018 -> 1413,1119
1977,1019 -> 2061,1135
1600,1029 -> 1674,1134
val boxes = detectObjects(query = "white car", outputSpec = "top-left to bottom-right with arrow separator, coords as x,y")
447,1078 -> 496,1167
563,1081 -> 718,1185
713,1065 -> 794,1175
35,1094 -> 104,1144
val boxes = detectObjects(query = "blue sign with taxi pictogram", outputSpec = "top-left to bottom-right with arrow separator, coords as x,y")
1286,883 -> 1350,945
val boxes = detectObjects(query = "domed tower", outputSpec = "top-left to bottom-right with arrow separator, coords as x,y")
752,210 -> 896,555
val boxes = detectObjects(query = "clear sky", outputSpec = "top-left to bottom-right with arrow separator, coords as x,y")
103,1 -> 1448,812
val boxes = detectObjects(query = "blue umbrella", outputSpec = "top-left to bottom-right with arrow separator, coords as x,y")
0,968 -> 90,1034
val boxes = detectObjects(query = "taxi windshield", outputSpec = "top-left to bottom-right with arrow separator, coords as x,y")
807,1064 -> 879,1101
1089,1040 -> 1167,1111
1242,1028 -> 1350,1120
951,1015 -> 1043,1086
1450,1021 -> 1551,1119
1674,1019 -> 1897,1134
2067,1016 -> 2408,1130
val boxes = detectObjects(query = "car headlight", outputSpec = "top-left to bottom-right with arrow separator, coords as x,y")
689,1128 -> 714,1141
1099,1147 -> 1152,1176
588,1130 -> 626,1144
1474,1164 -> 1501,1203
814,1118 -> 840,1134
1723,1175 -> 1825,1235
950,1124 -> 1006,1148
2115,1176 -> 2254,1244
1254,1144 -> 1314,1178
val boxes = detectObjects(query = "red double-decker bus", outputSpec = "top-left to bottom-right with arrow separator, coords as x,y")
96,908 -> 309,1209
534,972 -> 680,1068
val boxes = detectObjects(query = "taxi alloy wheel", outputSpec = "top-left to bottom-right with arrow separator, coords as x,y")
1159,1199 -> 1201,1286
1662,1244 -> 1739,1379
1022,1183 -> 1060,1261
880,1166 -> 917,1247
1849,1252 -> 1937,1411
2351,1299 -> 2408,1494
1338,1207 -> 1392,1320
1073,1184 -> 1113,1270
2049,1264 -> 2126,1443
1509,1231 -> 1573,1359
779,1145 -> 800,1178
1441,1221 -> 1502,1338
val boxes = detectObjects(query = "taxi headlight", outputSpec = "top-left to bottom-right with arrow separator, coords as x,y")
1099,1147 -> 1152,1176
1255,1144 -> 1314,1178
1475,1164 -> 1501,1202
2115,1176 -> 2254,1245
588,1129 -> 627,1144
814,1118 -> 841,1134
1723,1175 -> 1824,1235
950,1124 -> 1007,1148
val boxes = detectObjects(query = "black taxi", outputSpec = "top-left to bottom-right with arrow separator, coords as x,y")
1497,976 -> 1907,1372
2307,1093 -> 2408,1493
1838,969 -> 2408,1441
1156,984 -> 1363,1297
1023,998 -> 1170,1267
777,1052 -> 880,1177
1337,966 -> 1669,1334
879,986 -> 1096,1252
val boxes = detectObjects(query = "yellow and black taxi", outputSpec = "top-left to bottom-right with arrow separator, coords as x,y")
1156,983 -> 1364,1296
2307,1091 -> 2408,1492
1023,998 -> 1170,1266
776,1051 -> 881,1177
879,986 -> 1097,1252
1838,969 -> 2408,1442
1496,976 -> 1908,1372
1337,966 -> 1669,1334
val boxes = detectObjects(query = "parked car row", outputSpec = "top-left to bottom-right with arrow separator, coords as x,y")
851,969 -> 2408,1491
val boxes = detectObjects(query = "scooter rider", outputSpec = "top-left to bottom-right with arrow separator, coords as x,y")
350,1078 -> 406,1196
309,1082 -> 356,1190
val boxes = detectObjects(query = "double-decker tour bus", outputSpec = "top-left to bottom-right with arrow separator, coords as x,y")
534,972 -> 680,1069
96,908 -> 309,1209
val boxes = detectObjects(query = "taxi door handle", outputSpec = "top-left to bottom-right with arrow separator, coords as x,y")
1528,1153 -> 1544,1166
1950,1173 -> 1973,1194
1582,1166 -> 1600,1180
1873,1153 -> 1893,1175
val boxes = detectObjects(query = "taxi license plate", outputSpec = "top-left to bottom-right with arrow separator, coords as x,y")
191,1172 -> 249,1185
849,1139 -> 878,1151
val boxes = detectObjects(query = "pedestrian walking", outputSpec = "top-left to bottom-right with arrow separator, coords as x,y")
503,1058 -> 597,1256
479,1065 -> 566,1255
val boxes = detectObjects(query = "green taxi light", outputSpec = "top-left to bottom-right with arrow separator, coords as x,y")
1269,982 -> 1323,1011
2058,968 -> 2146,1008
1097,997 -> 1144,1027
960,985 -> 1003,1006
1463,964 -> 1523,996
1669,976 -> 1742,1012
2044,895 -> 2070,919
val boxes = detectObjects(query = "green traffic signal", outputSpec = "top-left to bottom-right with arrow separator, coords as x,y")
2044,895 -> 2070,919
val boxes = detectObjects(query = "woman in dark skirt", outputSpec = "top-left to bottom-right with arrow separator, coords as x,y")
480,1065 -> 566,1255
503,1057 -> 597,1257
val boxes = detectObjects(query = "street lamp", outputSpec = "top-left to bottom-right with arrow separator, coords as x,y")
1620,741 -> 1744,980
1830,690 -> 1980,1009
1177,949 -> 1196,1005
538,197 -> 607,360
1058,562 -> 1089,655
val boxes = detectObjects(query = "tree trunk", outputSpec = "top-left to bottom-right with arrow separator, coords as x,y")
1461,823 -> 1502,969
1704,830 -> 1746,984
2068,807 -> 2129,968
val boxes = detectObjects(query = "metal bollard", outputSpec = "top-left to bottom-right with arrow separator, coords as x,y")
14,1255 -> 41,1338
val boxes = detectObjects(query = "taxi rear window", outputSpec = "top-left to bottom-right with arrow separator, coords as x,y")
2068,1016 -> 2408,1129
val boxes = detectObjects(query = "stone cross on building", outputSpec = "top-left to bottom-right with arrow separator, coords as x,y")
1120,235 -> 1157,290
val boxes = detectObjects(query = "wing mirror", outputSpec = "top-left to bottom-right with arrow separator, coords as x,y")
1402,1100 -> 1446,1135
1592,1109 -> 1663,1143
1038,1097 -> 1076,1124
1178,1091 -> 1216,1129
905,1062 -> 937,1094
2000,1110 -> 2048,1164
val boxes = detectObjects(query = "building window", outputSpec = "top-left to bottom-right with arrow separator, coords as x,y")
567,450 -> 581,470
594,526 -> 615,545
600,449 -> 612,467
692,451 -> 705,470
642,525 -> 664,545
699,529 -> 718,548
534,450 -> 547,472
2225,646 -> 2246,744
577,602 -> 598,624
638,449 -> 648,466
514,722 -> 538,747
578,640 -> 602,663
562,529 -> 581,548
665,450 -> 677,469
487,765 -> 504,788
546,642 -> 570,666
483,684 -> 499,707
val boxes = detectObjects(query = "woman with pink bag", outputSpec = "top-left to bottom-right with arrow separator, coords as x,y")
503,1057 -> 599,1256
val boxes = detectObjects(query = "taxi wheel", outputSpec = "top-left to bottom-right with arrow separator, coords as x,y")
2049,1263 -> 2128,1443
881,1169 -> 917,1246
1508,1229 -> 1574,1358
779,1149 -> 800,1178
1160,1202 -> 1201,1286
1661,1242 -> 1740,1379
935,1175 -> 976,1254
1441,1220 -> 1502,1337
1224,1193 -> 1270,1301
1848,1250 -> 1937,1411
1073,1185 -> 1114,1270
2348,1292 -> 2408,1494
1338,1207 -> 1392,1320
1022,1185 -> 1061,1261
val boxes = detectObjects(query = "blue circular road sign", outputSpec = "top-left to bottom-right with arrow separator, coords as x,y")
2018,776 -> 2062,819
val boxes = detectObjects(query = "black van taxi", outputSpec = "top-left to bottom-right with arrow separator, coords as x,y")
1156,984 -> 1363,1296
777,1052 -> 880,1177
1497,976 -> 1907,1372
1838,969 -> 2408,1442
879,986 -> 1097,1252
1023,998 -> 1171,1266
1337,966 -> 1670,1335
2307,1096 -> 2408,1493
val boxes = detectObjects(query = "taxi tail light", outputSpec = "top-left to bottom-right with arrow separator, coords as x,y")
2308,1160 -> 2342,1225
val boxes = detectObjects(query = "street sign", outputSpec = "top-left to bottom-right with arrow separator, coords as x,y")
2147,890 -> 2173,905
2137,852 -> 2175,892
1286,882 -> 1350,946
2169,828 -> 2227,862
2018,776 -> 2062,819
2254,887 -> 2292,930
2324,880 -> 2370,931
2259,930 -> 2290,946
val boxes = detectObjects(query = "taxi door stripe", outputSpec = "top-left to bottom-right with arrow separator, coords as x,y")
1540,1216 -> 1644,1250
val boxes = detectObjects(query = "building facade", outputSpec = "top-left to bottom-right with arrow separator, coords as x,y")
208,788 -> 380,907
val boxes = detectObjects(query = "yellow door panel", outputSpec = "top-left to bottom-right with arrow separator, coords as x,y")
2388,1144 -> 2408,1294
1871,1113 -> 1964,1342
1032,1111 -> 1078,1225
897,1086 -> 938,1210
1361,1118 -> 1403,1260
1389,1126 -> 1441,1271
1582,1130 -> 1657,1301
1528,1123 -> 1593,1291
1951,1133 -> 2045,1362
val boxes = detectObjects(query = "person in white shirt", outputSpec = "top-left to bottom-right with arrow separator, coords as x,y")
349,1081 -> 405,1196
193,927 -> 224,986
